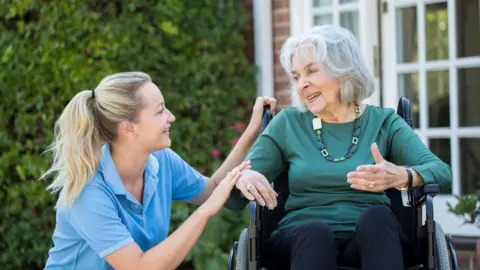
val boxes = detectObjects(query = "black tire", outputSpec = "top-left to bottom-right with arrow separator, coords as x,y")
435,222 -> 451,270
235,228 -> 249,270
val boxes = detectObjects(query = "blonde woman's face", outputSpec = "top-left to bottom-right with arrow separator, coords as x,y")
291,52 -> 340,115
134,82 -> 175,152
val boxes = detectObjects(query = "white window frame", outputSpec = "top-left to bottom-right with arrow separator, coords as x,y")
381,0 -> 480,237
289,0 -> 381,106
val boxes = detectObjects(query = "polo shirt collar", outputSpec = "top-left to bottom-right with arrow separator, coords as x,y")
99,144 -> 159,198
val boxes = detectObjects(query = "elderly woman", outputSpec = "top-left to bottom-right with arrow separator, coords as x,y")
226,25 -> 452,270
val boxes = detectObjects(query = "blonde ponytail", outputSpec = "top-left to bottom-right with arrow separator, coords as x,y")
42,90 -> 101,208
41,72 -> 151,208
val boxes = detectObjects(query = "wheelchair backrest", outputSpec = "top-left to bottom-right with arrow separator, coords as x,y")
259,97 -> 419,247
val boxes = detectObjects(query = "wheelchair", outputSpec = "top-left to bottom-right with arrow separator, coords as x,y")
228,97 -> 459,270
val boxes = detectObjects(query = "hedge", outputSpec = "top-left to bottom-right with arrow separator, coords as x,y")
0,1 -> 255,269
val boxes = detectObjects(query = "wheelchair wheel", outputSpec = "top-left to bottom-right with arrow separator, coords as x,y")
235,228 -> 248,270
435,222 -> 451,270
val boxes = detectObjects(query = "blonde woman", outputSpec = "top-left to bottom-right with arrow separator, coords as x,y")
42,72 -> 276,270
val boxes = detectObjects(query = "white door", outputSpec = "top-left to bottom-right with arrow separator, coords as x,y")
381,0 -> 480,236
289,0 -> 381,106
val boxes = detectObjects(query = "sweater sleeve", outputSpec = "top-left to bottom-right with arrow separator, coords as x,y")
225,110 -> 289,211
387,114 -> 453,192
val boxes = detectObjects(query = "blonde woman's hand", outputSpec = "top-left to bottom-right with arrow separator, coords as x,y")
248,96 -> 277,133
200,161 -> 251,216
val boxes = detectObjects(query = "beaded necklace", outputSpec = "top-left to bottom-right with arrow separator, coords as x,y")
313,105 -> 361,162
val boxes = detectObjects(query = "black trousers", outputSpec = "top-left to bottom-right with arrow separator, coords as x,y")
263,205 -> 415,270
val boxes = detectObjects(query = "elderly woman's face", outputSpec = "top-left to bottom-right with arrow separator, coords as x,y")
291,53 -> 340,115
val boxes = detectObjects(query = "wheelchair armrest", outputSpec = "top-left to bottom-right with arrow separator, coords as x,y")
411,184 -> 438,254
411,184 -> 439,221
422,183 -> 440,196
410,183 -> 440,207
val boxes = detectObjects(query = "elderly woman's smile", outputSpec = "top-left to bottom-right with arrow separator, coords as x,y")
306,92 -> 321,103
304,90 -> 326,114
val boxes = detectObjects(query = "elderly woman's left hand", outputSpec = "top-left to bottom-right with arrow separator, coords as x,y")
347,143 -> 408,192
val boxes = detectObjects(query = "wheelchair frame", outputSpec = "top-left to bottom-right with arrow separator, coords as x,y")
228,97 -> 459,270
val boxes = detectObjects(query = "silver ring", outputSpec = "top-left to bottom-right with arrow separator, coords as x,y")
367,181 -> 375,188
246,184 -> 254,191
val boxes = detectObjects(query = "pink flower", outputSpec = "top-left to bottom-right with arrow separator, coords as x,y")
198,169 -> 205,175
211,149 -> 221,159
231,137 -> 240,145
233,122 -> 246,131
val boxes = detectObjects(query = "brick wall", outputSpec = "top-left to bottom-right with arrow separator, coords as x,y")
242,0 -> 255,64
272,0 -> 292,111
243,0 -> 291,111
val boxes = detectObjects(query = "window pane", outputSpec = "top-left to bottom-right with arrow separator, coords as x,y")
314,14 -> 333,26
313,0 -> 332,7
398,73 -> 420,129
396,6 -> 418,63
456,0 -> 480,57
340,0 -> 358,3
430,138 -> 451,194
425,3 -> 449,61
458,67 -> 480,127
460,138 -> 480,194
427,70 -> 450,128
340,12 -> 359,39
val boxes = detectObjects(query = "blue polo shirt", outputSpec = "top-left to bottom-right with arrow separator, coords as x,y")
44,144 -> 206,269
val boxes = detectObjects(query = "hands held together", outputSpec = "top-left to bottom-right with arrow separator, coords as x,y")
201,161 -> 251,216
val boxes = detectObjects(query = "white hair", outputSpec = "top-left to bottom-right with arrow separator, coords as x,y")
279,24 -> 375,111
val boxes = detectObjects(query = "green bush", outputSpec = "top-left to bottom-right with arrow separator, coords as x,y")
447,192 -> 480,228
0,1 -> 255,269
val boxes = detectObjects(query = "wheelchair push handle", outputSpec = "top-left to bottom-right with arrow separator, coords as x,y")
397,96 -> 413,128
261,105 -> 273,133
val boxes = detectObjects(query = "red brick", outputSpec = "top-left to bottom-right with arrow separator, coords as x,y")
271,0 -> 292,110
275,64 -> 288,76
275,39 -> 286,48
274,35 -> 290,42
275,74 -> 289,83
273,8 -> 289,17
273,0 -> 289,9
275,80 -> 291,92
276,89 -> 291,96
273,25 -> 290,37
456,252 -> 478,269
275,89 -> 292,107
275,88 -> 289,99
273,10 -> 290,23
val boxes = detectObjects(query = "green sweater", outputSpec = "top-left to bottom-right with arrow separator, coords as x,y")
226,105 -> 452,238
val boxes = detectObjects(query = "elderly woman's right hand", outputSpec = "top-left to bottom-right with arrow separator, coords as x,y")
236,170 -> 278,209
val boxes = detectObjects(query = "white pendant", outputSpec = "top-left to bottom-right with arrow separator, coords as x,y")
312,118 -> 322,130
